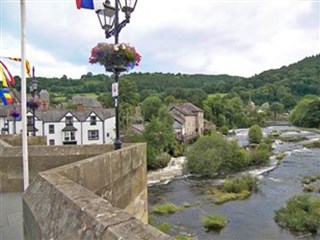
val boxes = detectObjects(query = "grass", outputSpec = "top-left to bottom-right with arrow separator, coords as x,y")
275,194 -> 320,234
301,175 -> 320,193
304,140 -> 320,148
209,188 -> 251,204
202,214 -> 227,231
207,174 -> 258,204
152,202 -> 183,215
157,222 -> 171,233
276,153 -> 287,161
175,235 -> 196,240
279,136 -> 308,142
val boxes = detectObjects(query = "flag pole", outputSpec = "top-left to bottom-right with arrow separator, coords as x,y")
20,0 -> 29,190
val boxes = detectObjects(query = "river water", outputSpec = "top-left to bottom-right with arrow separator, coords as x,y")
148,126 -> 320,240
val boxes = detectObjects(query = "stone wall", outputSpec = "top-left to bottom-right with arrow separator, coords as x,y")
0,141 -> 116,191
0,135 -> 47,146
23,143 -> 173,240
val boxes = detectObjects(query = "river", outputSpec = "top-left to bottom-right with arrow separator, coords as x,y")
148,126 -> 320,240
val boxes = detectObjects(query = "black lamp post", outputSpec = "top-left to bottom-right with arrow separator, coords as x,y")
29,67 -> 38,136
96,0 -> 138,150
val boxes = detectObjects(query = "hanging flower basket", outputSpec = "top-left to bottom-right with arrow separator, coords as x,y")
10,109 -> 20,119
89,43 -> 141,72
27,99 -> 40,110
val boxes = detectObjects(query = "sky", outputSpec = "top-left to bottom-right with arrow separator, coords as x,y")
0,0 -> 319,79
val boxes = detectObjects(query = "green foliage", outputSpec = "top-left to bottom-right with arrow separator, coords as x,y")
223,174 -> 258,193
175,235 -> 196,240
202,214 -> 227,231
248,124 -> 263,144
219,125 -> 229,135
290,96 -> 320,128
187,132 -> 255,177
249,142 -> 271,166
144,118 -> 175,170
274,195 -> 320,233
141,96 -> 163,121
304,140 -> 320,148
157,222 -> 171,233
152,202 -> 183,215
186,133 -> 226,177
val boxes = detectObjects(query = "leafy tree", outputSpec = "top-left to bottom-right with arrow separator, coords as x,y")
97,92 -> 113,108
119,78 -> 139,106
248,124 -> 263,144
141,96 -> 163,121
270,102 -> 284,120
290,96 -> 320,128
143,118 -> 175,169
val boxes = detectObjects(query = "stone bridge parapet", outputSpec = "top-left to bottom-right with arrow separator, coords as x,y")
22,143 -> 172,240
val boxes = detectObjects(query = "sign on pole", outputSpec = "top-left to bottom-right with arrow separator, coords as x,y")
112,82 -> 118,97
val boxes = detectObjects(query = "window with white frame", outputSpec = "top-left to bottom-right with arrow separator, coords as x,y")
49,139 -> 55,145
65,116 -> 73,126
49,124 -> 54,134
90,116 -> 97,125
27,116 -> 33,125
88,130 -> 99,140
64,131 -> 76,141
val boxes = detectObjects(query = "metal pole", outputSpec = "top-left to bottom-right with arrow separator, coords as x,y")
31,67 -> 36,136
20,0 -> 29,190
113,0 -> 122,149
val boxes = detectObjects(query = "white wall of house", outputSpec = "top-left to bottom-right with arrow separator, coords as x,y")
0,109 -> 116,146
82,113 -> 104,145
104,117 -> 116,144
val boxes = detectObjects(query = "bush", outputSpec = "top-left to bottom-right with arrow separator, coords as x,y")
249,142 -> 271,166
219,125 -> 229,135
223,174 -> 258,193
248,124 -> 263,144
152,202 -> 183,215
202,214 -> 227,231
186,134 -> 227,177
275,195 -> 320,233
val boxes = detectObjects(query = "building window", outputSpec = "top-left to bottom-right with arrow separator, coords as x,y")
106,133 -> 110,137
49,139 -> 55,145
90,116 -> 97,125
64,131 -> 76,141
27,116 -> 33,125
49,124 -> 55,134
88,130 -> 99,140
65,116 -> 73,126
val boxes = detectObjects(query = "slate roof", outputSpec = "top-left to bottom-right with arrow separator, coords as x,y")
70,96 -> 102,108
169,103 -> 203,116
0,105 -> 115,122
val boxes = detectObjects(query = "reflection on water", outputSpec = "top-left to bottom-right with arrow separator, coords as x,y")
148,127 -> 320,240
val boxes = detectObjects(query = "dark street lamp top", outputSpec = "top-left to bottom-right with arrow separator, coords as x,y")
96,0 -> 138,38
29,66 -> 38,95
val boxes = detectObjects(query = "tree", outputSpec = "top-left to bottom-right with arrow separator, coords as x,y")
141,96 -> 163,121
270,102 -> 284,120
290,96 -> 320,128
248,124 -> 263,144
143,118 -> 175,169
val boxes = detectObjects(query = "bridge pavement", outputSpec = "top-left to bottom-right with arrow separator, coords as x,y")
0,192 -> 23,240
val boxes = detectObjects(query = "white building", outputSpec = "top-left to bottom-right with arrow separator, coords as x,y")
0,105 -> 115,145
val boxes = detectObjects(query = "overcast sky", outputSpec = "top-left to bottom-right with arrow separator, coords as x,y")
1,0 -> 319,79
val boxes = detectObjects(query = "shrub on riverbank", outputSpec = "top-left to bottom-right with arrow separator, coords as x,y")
249,142 -> 271,165
248,124 -> 263,144
202,214 -> 227,231
186,132 -> 272,177
274,194 -> 320,234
